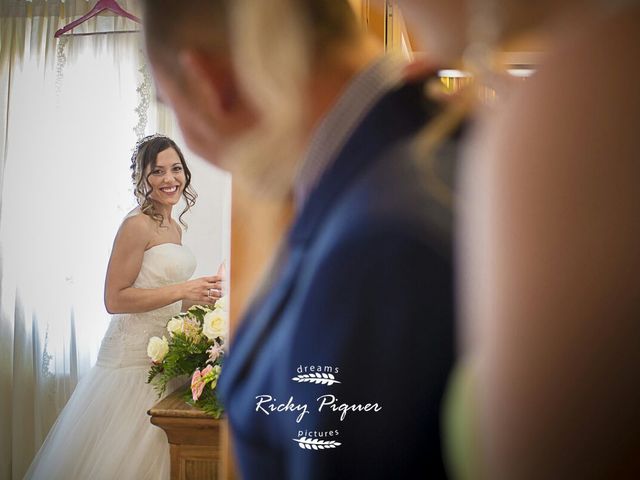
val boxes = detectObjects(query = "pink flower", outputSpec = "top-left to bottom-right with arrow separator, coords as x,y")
182,317 -> 202,342
206,343 -> 224,364
190,365 -> 214,401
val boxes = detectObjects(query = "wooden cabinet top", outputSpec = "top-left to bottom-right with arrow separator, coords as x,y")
148,386 -> 222,421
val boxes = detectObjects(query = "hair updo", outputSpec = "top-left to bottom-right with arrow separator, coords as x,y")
130,134 -> 197,229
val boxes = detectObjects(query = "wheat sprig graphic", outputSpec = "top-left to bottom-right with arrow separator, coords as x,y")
291,373 -> 341,385
293,437 -> 342,450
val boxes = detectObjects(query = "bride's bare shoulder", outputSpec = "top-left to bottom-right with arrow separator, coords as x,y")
116,212 -> 154,246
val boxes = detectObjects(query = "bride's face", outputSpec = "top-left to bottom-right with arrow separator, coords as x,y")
146,147 -> 186,207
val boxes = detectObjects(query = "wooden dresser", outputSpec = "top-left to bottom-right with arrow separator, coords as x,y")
148,388 -> 234,480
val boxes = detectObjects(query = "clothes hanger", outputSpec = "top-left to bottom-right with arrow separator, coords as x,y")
54,0 -> 141,38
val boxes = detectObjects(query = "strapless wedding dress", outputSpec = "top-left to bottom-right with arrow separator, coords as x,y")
25,238 -> 196,480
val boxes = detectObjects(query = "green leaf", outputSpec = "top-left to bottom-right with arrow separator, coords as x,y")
182,387 -> 225,419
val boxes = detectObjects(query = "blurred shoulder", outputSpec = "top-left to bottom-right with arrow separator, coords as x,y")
545,4 -> 640,103
346,135 -> 457,255
478,5 -> 640,187
515,5 -> 639,125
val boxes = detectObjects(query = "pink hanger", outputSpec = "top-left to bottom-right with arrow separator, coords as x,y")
54,0 -> 140,38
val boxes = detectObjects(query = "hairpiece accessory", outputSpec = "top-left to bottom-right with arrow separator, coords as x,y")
130,133 -> 169,178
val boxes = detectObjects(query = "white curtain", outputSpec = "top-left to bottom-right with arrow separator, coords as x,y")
0,2 -> 232,478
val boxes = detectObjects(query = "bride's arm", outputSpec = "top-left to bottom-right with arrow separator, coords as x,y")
104,215 -> 219,314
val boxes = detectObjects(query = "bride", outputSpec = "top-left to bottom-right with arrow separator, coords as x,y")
25,134 -> 223,479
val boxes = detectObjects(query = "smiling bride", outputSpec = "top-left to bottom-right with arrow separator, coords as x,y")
24,134 -> 223,480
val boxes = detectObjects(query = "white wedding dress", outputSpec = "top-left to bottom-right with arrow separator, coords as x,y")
25,215 -> 196,480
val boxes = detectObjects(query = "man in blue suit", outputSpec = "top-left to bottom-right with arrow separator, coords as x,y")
141,1 -> 456,478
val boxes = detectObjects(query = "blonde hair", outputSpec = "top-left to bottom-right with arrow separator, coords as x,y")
224,0 -> 361,198
224,0 -> 310,199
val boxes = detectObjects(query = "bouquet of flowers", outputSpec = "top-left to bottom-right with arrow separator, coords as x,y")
146,297 -> 227,418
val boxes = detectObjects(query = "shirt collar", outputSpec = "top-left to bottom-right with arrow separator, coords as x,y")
293,53 -> 407,210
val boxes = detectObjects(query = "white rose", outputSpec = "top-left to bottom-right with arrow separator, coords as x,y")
214,295 -> 228,312
166,317 -> 184,337
202,308 -> 227,341
147,336 -> 169,363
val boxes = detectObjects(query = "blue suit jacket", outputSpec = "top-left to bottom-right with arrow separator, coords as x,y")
218,80 -> 456,479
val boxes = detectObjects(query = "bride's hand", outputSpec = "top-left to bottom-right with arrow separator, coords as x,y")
180,276 -> 224,304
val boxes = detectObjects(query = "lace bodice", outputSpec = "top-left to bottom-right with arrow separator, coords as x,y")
97,242 -> 197,368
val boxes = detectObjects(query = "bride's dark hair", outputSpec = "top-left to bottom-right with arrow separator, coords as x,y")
130,135 -> 197,229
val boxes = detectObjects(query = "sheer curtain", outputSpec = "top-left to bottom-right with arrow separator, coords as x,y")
0,2 -> 231,479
